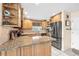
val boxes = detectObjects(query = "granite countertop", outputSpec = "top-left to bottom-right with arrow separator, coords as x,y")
0,36 -> 51,51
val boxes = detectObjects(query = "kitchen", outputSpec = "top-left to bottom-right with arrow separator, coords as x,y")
0,3 -> 51,56
0,3 -> 78,56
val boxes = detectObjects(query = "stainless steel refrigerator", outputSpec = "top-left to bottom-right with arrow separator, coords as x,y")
50,21 -> 62,50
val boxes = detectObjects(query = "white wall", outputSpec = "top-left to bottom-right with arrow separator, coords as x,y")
71,11 -> 79,50
61,11 -> 71,51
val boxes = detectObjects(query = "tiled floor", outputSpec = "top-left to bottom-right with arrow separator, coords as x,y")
64,48 -> 79,56
51,46 -> 79,56
51,46 -> 68,56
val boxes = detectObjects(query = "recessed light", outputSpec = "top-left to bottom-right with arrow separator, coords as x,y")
24,11 -> 28,15
34,3 -> 40,6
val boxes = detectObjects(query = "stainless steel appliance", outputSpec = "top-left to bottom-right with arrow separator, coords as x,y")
50,21 -> 62,50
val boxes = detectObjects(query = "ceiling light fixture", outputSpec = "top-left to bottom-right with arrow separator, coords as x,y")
24,11 -> 28,15
34,3 -> 40,6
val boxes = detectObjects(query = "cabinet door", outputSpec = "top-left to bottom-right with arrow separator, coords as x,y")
0,51 -> 6,56
34,44 -> 45,56
6,49 -> 16,56
33,42 -> 51,56
20,46 -> 32,56
44,42 -> 51,56
16,48 -> 21,56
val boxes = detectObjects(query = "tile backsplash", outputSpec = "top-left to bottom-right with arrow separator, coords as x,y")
32,26 -> 42,32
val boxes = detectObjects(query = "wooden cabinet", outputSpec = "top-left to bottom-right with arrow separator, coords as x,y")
0,49 -> 16,56
0,36 -> 51,56
50,13 -> 61,23
22,20 -> 32,30
0,51 -> 6,56
0,42 -> 51,56
5,49 -> 16,56
20,46 -> 32,56
2,3 -> 22,27
32,20 -> 41,26
32,42 -> 51,56
41,20 -> 48,30
16,48 -> 21,56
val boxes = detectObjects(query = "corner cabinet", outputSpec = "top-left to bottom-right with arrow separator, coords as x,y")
2,3 -> 22,27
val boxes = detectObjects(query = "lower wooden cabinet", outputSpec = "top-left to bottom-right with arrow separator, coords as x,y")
16,48 -> 21,56
5,49 -> 16,56
20,46 -> 32,56
0,49 -> 16,56
0,51 -> 6,56
33,42 -> 51,56
0,42 -> 51,56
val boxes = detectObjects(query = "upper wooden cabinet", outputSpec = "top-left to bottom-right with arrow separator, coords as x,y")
41,20 -> 48,29
22,19 -> 42,30
2,3 -> 22,27
50,13 -> 61,23
32,20 -> 41,26
22,19 -> 32,30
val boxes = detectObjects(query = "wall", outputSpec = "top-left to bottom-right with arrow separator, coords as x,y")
71,11 -> 79,50
61,11 -> 71,51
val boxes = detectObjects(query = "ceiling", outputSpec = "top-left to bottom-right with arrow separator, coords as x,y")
21,3 -> 79,20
